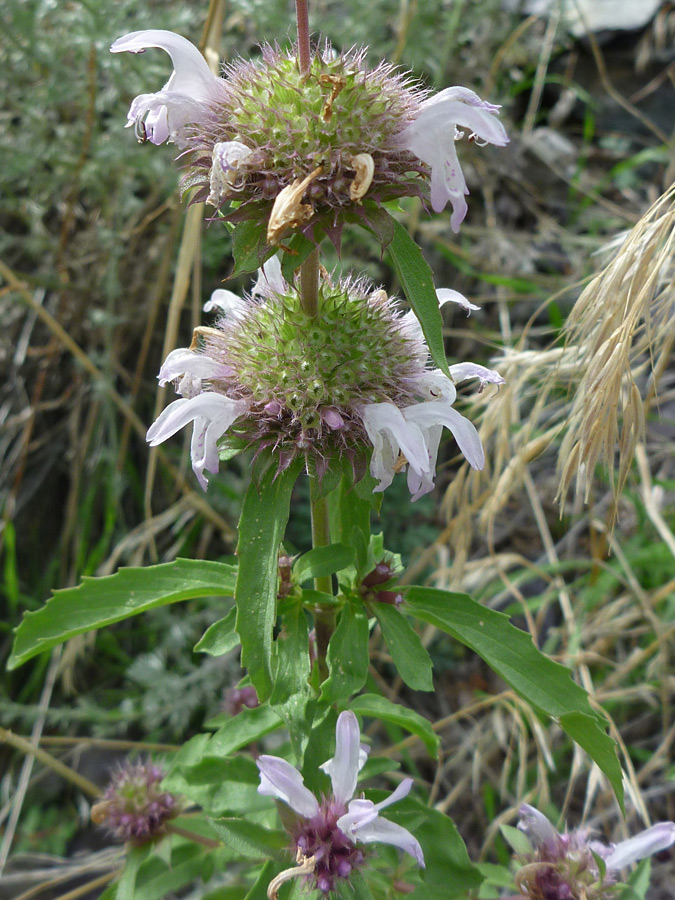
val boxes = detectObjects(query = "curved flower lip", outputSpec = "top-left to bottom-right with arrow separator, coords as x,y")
602,822 -> 675,871
110,30 -> 225,144
157,348 -> 230,384
146,393 -> 249,489
255,711 -> 424,867
399,86 -> 508,230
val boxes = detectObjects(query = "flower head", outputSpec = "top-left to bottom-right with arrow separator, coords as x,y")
256,711 -> 424,892
91,759 -> 180,845
146,260 -> 502,495
512,804 -> 675,900
111,31 -> 507,240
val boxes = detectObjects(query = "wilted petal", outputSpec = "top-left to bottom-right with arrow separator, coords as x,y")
449,362 -> 505,386
517,804 -> 559,851
320,711 -> 363,805
110,30 -> 224,144
400,87 -> 508,229
158,348 -> 227,384
256,755 -> 320,819
604,822 -> 675,871
204,289 -> 247,316
208,141 -> 254,206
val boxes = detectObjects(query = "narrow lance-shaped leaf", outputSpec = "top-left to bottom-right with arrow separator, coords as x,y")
387,217 -> 449,376
320,603 -> 370,705
406,587 -> 623,808
235,457 -> 303,699
350,693 -> 439,758
373,603 -> 434,692
8,559 -> 238,670
270,602 -> 312,759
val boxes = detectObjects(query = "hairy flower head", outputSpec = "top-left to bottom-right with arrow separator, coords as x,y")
91,760 -> 180,845
511,804 -> 675,900
146,259 -> 502,495
111,31 -> 508,239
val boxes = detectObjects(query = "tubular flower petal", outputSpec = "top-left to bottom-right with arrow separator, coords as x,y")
399,86 -> 509,230
256,712 -> 423,893
110,29 -> 225,144
602,822 -> 675,871
256,756 -> 320,819
146,394 -> 249,489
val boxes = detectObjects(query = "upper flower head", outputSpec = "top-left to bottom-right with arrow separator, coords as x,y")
146,260 -> 502,495
513,804 -> 675,899
111,31 -> 507,240
256,710 -> 424,892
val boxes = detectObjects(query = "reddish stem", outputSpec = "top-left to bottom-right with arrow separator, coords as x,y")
295,0 -> 310,74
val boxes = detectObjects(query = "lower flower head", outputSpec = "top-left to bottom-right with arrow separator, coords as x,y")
512,804 -> 675,900
146,259 -> 502,496
91,760 -> 180,845
256,710 -> 424,893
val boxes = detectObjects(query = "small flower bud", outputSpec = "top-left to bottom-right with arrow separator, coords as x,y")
94,760 -> 180,845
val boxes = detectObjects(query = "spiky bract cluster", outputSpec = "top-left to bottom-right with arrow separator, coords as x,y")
293,797 -> 366,893
93,760 -> 179,845
187,43 -> 425,214
515,830 -> 614,900
204,276 -> 425,468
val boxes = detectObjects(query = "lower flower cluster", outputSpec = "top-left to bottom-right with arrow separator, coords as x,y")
256,711 -> 424,894
147,258 -> 502,497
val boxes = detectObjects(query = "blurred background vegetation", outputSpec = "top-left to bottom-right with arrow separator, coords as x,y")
1,0 -> 674,897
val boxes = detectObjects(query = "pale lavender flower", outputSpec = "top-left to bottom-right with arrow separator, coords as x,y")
399,87 -> 509,231
513,803 -> 675,899
256,711 -> 423,892
110,30 -> 226,145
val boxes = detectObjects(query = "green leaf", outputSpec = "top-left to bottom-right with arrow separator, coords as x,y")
373,604 -> 434,692
293,544 -> 354,583
386,218 -> 449,376
231,220 -> 270,277
270,604 -> 312,759
117,845 -> 146,900
499,824 -> 533,856
559,712 -> 624,809
328,472 -> 376,575
8,559 -> 238,669
194,607 -> 238,656
320,603 -> 370,704
210,818 -> 288,859
280,234 -> 317,282
206,704 -> 283,758
407,587 -> 623,808
618,859 -> 651,900
236,457 -> 303,699
388,802 -> 482,899
243,861 -> 280,900
349,693 -> 439,758
162,756 -> 270,817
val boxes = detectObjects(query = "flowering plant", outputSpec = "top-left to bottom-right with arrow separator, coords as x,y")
6,5 -> 674,900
